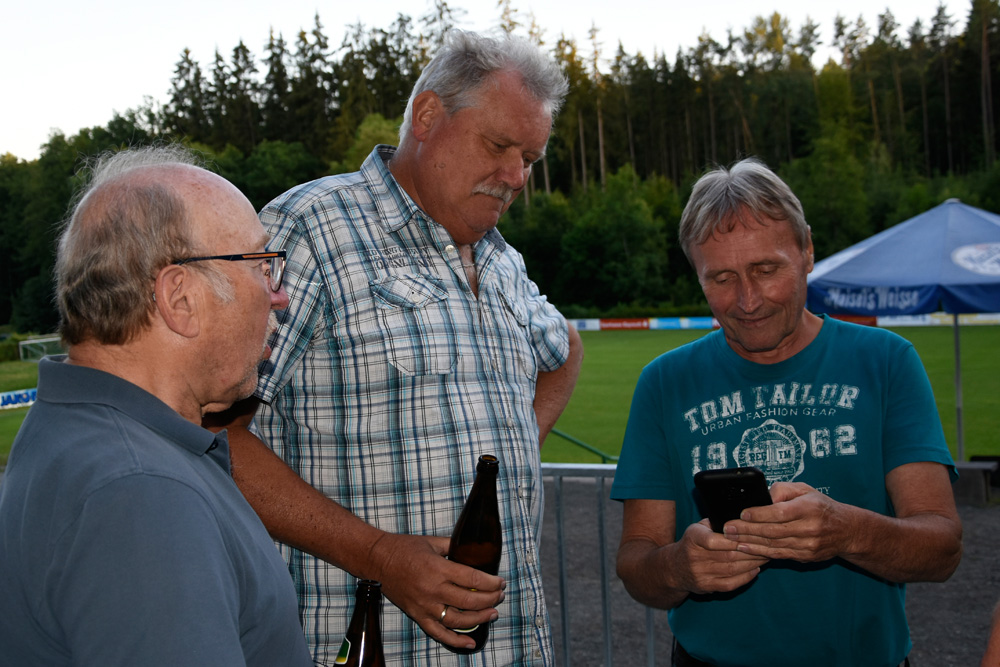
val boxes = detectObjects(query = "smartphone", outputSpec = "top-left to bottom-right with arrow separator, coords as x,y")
693,466 -> 772,533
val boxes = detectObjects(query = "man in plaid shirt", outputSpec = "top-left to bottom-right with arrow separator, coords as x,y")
209,30 -> 583,665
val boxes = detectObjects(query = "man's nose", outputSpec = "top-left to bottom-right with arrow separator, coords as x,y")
737,279 -> 762,312
497,155 -> 529,191
271,284 -> 289,310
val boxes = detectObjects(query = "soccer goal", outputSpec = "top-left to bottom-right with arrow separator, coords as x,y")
18,336 -> 64,362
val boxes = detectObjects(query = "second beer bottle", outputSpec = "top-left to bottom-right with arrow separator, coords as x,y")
446,454 -> 502,655
334,579 -> 386,666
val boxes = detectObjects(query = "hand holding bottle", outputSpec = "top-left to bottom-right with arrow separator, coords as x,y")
363,529 -> 505,651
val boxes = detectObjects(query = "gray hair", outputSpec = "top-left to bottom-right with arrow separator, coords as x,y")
398,29 -> 568,142
679,158 -> 811,261
56,145 -> 232,347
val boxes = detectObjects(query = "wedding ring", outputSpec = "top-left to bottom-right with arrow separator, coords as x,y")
440,606 -> 448,621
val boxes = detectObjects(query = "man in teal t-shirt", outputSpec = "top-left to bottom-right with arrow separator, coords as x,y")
611,158 -> 962,667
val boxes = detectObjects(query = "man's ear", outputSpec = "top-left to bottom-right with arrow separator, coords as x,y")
153,265 -> 200,338
409,90 -> 444,142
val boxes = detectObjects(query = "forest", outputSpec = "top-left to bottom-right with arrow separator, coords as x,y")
3,0 -> 1000,333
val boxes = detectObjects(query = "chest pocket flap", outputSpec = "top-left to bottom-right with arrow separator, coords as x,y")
371,274 -> 448,308
370,274 -> 455,376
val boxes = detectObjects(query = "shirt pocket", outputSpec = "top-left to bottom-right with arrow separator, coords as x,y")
370,274 -> 457,376
495,287 -> 538,380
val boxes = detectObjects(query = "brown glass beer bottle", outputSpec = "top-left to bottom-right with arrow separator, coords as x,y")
334,579 -> 386,666
446,454 -> 502,654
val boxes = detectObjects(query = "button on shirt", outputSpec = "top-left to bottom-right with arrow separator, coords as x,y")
255,145 -> 570,665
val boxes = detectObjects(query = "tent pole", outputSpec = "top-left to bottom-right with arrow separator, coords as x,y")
953,314 -> 965,462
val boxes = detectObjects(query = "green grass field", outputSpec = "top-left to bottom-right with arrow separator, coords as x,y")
1,326 -> 997,468
0,361 -> 39,467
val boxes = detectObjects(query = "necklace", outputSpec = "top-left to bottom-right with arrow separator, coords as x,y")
458,244 -> 476,271
458,245 -> 479,296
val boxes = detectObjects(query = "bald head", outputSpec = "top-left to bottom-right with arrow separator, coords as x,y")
56,147 -> 234,347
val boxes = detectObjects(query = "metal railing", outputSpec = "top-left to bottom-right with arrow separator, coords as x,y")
549,428 -> 619,464
541,462 -> 663,666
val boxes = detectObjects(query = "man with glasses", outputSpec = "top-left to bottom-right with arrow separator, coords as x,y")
209,30 -> 584,665
0,146 -> 311,666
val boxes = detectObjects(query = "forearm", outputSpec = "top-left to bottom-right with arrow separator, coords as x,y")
840,506 -> 962,583
533,323 -> 583,444
616,538 -> 691,610
227,426 -> 387,580
843,462 -> 962,583
211,403 -> 506,650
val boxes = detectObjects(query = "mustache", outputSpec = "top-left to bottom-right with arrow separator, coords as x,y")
473,182 -> 516,204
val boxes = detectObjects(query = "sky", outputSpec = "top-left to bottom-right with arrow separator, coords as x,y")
2,0 -> 965,161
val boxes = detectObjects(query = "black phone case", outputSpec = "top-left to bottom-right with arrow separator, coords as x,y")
693,466 -> 772,532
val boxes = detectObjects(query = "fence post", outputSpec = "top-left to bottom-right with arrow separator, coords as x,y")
554,475 -> 572,665
597,476 -> 612,666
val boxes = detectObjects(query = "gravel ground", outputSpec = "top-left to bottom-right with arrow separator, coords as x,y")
540,476 -> 999,667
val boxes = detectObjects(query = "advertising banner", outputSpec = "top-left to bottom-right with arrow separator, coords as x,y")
0,388 -> 36,410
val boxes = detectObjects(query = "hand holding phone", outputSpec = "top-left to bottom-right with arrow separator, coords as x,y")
693,467 -> 772,533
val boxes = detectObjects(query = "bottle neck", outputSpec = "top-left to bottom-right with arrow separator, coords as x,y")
476,455 -> 499,477
356,580 -> 383,604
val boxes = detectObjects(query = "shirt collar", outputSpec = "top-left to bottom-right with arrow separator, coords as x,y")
37,356 -> 227,462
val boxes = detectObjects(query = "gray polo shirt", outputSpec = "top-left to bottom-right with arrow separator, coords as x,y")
0,356 -> 312,666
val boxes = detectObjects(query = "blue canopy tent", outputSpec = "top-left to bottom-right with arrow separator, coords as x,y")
807,199 -> 1000,461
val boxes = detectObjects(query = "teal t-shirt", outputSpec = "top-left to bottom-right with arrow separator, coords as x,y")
611,316 -> 955,667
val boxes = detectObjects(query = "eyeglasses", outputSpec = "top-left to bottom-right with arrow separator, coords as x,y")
173,250 -> 286,292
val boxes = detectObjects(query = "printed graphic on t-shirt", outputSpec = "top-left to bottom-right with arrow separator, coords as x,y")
684,381 -> 860,484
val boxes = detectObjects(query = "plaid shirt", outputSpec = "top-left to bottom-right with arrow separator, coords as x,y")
254,146 -> 569,666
